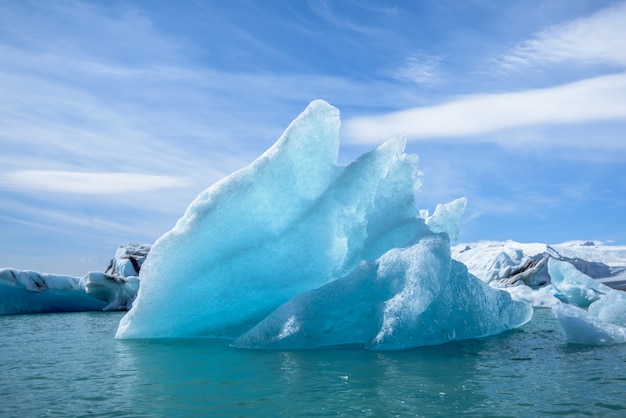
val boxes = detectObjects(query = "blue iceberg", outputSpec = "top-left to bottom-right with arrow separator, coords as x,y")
234,233 -> 532,350
116,100 -> 532,348
0,244 -> 147,315
588,290 -> 626,328
0,269 -> 139,314
553,302 -> 626,345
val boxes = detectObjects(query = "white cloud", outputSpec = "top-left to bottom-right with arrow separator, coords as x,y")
499,2 -> 626,69
342,72 -> 626,146
0,171 -> 190,194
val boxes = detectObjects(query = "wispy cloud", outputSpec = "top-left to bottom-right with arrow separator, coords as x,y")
342,72 -> 626,146
0,171 -> 190,194
498,1 -> 626,70
312,0 -> 386,35
390,53 -> 443,87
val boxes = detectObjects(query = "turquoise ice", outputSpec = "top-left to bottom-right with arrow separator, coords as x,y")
116,100 -> 532,347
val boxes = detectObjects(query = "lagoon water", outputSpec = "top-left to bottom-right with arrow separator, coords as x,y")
2,309 -> 626,417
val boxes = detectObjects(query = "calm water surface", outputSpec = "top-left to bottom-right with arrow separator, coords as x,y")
1,309 -> 626,417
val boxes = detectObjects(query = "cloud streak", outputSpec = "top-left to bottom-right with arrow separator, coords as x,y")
0,171 -> 190,194
342,72 -> 626,146
498,1 -> 626,69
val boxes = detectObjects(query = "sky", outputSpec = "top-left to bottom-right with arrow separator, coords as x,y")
1,0 -> 626,275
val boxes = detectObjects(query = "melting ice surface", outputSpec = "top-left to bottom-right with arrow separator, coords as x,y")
116,100 -> 532,348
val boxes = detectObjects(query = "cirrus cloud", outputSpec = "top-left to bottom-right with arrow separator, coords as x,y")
0,170 -> 190,194
498,2 -> 626,69
342,72 -> 626,146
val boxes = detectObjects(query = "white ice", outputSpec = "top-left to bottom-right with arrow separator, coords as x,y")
588,290 -> 626,328
452,240 -> 626,288
452,241 -> 626,345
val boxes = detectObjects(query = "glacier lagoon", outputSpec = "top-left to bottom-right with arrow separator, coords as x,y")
4,100 -> 626,415
3,309 -> 626,417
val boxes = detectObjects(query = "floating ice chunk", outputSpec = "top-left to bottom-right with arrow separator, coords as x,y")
0,268 -> 107,314
495,283 -> 560,308
423,198 -> 467,242
588,290 -> 626,328
80,272 -> 140,311
0,243 -> 146,315
553,302 -> 626,345
234,234 -> 533,350
548,258 -> 611,307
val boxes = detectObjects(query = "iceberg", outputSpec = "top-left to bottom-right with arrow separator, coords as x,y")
454,242 -> 626,345
234,233 -> 532,350
452,240 -> 626,289
0,268 -> 138,314
588,290 -> 626,328
0,269 -> 108,314
553,302 -> 626,345
116,99 -> 532,348
0,243 -> 148,315
547,258 -> 611,307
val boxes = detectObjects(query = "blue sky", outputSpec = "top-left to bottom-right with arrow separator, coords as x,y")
1,0 -> 625,275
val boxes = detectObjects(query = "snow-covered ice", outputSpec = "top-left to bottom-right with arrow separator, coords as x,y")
452,240 -> 626,288
452,240 -> 626,344
116,100 -> 532,348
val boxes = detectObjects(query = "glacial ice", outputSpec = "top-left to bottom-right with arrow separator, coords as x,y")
588,290 -> 626,328
547,258 -> 611,307
553,302 -> 626,345
0,269 -> 107,314
234,233 -> 532,350
452,240 -> 626,289
0,244 -> 147,314
453,241 -> 626,345
116,99 -> 533,348
422,197 -> 467,242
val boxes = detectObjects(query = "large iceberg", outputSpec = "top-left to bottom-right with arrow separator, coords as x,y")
116,100 -> 532,349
